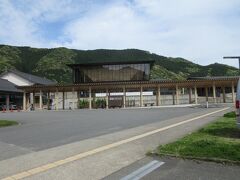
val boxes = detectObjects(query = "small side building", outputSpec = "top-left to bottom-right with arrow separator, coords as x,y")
1,69 -> 54,86
0,79 -> 22,110
0,69 -> 55,110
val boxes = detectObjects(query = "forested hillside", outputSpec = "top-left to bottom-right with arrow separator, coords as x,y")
0,45 -> 238,83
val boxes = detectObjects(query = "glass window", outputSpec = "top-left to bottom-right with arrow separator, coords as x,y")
74,63 -> 150,83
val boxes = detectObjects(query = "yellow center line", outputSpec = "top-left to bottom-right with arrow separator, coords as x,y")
1,107 -> 230,180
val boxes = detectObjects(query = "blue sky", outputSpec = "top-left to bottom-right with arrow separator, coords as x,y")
0,0 -> 240,67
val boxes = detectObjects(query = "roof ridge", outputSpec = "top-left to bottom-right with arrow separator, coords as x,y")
2,69 -> 55,85
0,78 -> 22,92
10,69 -> 48,80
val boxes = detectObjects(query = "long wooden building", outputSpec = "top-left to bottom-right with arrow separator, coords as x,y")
18,60 -> 239,110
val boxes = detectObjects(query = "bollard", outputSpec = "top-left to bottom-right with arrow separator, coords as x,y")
206,101 -> 209,108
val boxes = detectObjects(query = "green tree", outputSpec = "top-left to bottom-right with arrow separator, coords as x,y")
0,56 -> 14,73
33,48 -> 76,83
0,46 -> 21,73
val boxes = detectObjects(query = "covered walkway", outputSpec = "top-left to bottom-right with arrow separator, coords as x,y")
18,77 -> 238,111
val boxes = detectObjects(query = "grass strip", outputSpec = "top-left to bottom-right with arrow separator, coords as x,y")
154,114 -> 240,164
0,120 -> 18,127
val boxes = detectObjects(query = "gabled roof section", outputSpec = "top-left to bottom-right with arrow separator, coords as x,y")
1,69 -> 56,85
0,78 -> 22,92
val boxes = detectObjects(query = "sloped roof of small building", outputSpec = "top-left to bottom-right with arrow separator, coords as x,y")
0,78 -> 22,93
1,69 -> 56,85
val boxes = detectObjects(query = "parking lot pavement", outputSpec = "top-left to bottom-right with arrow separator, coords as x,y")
105,156 -> 240,180
0,107 -> 214,160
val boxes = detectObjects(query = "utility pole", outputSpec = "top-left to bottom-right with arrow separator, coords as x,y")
223,56 -> 240,75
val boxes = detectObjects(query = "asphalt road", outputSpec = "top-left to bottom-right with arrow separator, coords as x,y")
0,107 -> 219,160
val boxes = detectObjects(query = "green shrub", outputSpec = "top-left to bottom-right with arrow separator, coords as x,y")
224,111 -> 236,118
93,99 -> 106,108
78,99 -> 89,109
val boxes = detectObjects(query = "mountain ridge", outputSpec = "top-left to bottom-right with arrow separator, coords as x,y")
0,44 -> 238,83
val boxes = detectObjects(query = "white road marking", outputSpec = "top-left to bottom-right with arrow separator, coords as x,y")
1,107 -> 229,180
120,160 -> 165,180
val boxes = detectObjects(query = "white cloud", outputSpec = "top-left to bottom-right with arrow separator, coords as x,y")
0,0 -> 89,47
21,0 -> 89,22
133,0 -> 240,66
62,3 -> 152,48
0,0 -> 240,67
0,0 -> 40,46
58,0 -> 240,67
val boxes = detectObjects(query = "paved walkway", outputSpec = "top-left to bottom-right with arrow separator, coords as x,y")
105,156 -> 240,180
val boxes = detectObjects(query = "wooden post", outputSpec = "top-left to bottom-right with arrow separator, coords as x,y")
62,91 -> 65,110
77,90 -> 80,109
39,90 -> 43,109
106,88 -> 109,109
232,82 -> 235,103
32,92 -> 35,110
189,88 -> 192,104
89,87 -> 92,109
6,94 -> 10,111
222,87 -> 226,103
56,90 -> 59,110
140,86 -> 143,107
157,86 -> 161,106
205,87 -> 209,102
194,86 -> 198,104
30,93 -> 33,105
213,83 -> 216,103
23,91 -> 26,110
47,92 -> 50,110
172,91 -> 175,105
123,87 -> 126,108
72,88 -> 75,110
176,85 -> 179,105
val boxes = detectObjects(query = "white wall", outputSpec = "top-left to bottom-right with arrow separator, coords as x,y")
1,73 -> 33,86
51,92 -> 78,110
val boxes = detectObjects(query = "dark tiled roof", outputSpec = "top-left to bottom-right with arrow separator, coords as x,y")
1,69 -> 56,85
18,76 -> 239,91
0,79 -> 22,92
67,60 -> 155,66
188,76 -> 240,80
